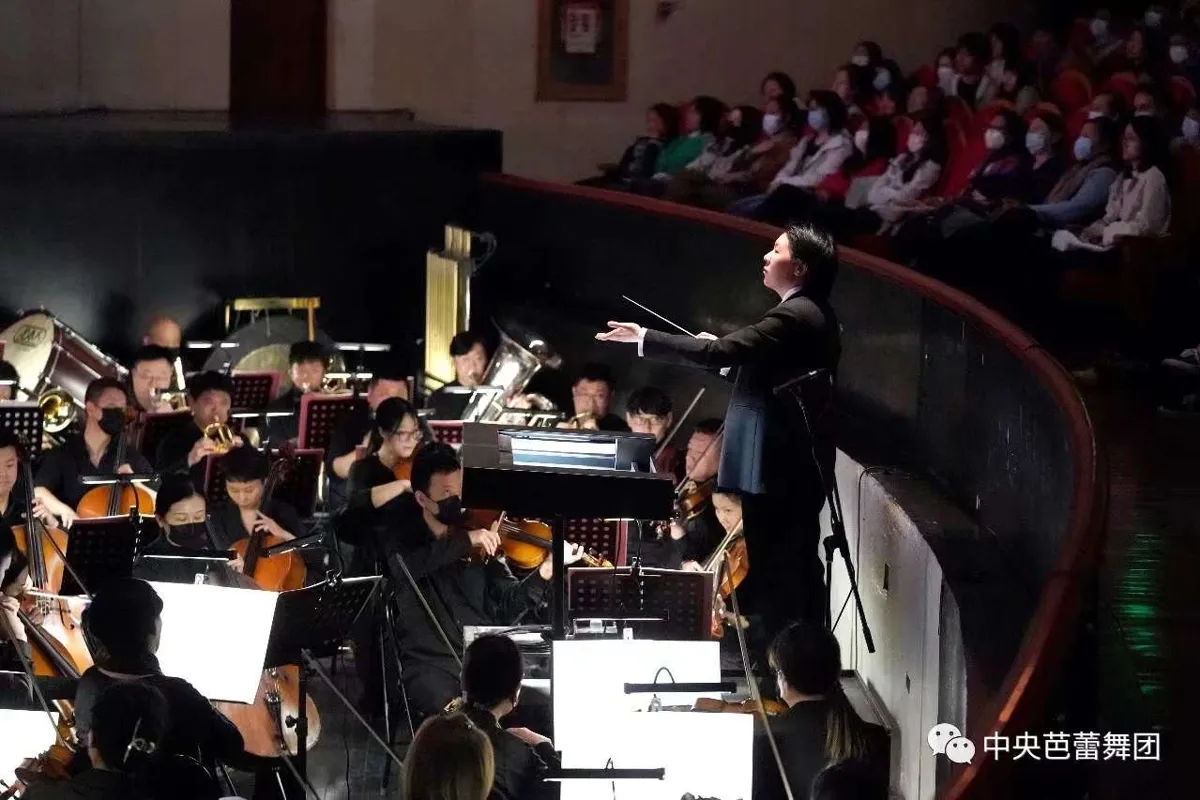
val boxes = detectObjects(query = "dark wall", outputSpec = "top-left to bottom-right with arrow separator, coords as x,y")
0,113 -> 502,366
472,177 -> 1076,585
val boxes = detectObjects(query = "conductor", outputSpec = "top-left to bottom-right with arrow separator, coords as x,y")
596,222 -> 840,638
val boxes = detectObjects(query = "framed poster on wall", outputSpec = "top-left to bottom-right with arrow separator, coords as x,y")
536,0 -> 629,101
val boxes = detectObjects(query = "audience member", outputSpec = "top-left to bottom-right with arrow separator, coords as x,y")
1089,89 -> 1128,123
647,96 -> 726,187
1087,9 -> 1127,72
761,71 -> 797,104
664,105 -> 763,203
580,103 -> 679,189
949,32 -> 996,108
995,58 -> 1041,114
935,47 -> 958,95
832,64 -> 866,120
404,713 -> 495,800
851,115 -> 947,235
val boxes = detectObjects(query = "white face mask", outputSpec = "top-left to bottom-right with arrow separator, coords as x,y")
1171,45 -> 1189,65
762,114 -> 782,135
1087,110 -> 1104,120
937,65 -> 955,82
851,54 -> 869,68
854,128 -> 869,153
1091,18 -> 1109,39
984,129 -> 1005,151
1025,131 -> 1046,155
1145,10 -> 1162,28
907,133 -> 925,154
1183,117 -> 1200,141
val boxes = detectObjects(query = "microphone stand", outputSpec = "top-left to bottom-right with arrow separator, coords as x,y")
773,372 -> 875,654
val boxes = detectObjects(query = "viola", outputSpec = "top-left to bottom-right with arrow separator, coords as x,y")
468,510 -> 613,570
75,410 -> 154,519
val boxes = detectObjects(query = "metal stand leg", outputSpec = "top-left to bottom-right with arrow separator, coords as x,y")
379,589 -> 417,789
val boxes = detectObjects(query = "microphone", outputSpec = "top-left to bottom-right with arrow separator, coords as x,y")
772,368 -> 829,396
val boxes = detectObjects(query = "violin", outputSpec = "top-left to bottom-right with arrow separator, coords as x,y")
702,519 -> 748,639
467,510 -> 613,570
693,696 -> 786,715
674,477 -> 714,523
391,441 -> 421,482
75,410 -> 154,519
216,448 -> 322,759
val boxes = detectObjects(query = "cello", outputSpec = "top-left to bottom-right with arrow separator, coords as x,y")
215,451 -> 321,759
75,410 -> 154,519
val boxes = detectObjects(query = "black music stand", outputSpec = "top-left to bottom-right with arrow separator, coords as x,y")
202,449 -> 322,518
567,567 -> 714,641
138,410 -> 191,460
59,516 -> 143,596
298,393 -> 367,452
0,403 -> 43,454
563,519 -> 628,567
262,577 -> 381,784
230,371 -> 281,412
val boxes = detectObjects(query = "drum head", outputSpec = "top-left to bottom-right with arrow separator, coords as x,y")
0,312 -> 55,398
206,315 -> 343,392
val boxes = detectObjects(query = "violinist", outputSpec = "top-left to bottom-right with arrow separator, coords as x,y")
0,359 -> 19,401
205,446 -> 300,551
34,378 -> 156,527
560,363 -> 629,432
264,340 -> 327,445
127,345 -> 176,414
154,371 -> 241,488
387,443 -> 580,720
74,578 -> 244,769
326,364 -> 411,509
651,418 -> 726,571
339,397 -> 426,539
624,385 -> 681,477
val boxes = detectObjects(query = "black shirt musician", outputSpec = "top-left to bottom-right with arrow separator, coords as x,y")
598,223 -> 841,637
0,359 -> 20,401
427,331 -> 490,419
559,363 -> 630,432
624,385 -> 682,478
136,473 -> 243,586
456,634 -> 561,800
34,378 -> 156,526
326,366 -> 411,510
384,443 -> 580,719
753,623 -> 888,800
155,371 -> 242,490
264,341 -> 327,446
127,345 -> 176,415
0,430 -> 34,658
206,446 -> 301,552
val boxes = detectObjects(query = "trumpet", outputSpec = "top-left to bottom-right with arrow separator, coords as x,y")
39,389 -> 77,434
151,387 -> 190,411
203,422 -> 236,455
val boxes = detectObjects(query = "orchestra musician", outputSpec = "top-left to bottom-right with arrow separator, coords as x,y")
154,371 -> 242,488
384,443 -> 581,720
34,377 -> 157,528
204,446 -> 300,551
137,473 -> 242,585
326,363 -> 411,509
426,331 -> 489,417
0,360 -> 19,401
624,385 -> 681,477
264,340 -> 327,445
597,222 -> 841,637
143,316 -> 182,350
127,345 -> 176,414
457,634 -> 561,800
0,431 -> 32,661
560,363 -> 629,431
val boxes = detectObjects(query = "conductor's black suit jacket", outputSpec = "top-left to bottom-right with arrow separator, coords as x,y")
642,289 -> 840,499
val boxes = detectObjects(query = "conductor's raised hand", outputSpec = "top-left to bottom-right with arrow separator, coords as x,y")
595,321 -> 643,343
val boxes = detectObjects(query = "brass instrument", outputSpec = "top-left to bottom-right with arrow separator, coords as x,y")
557,411 -> 598,430
461,325 -> 562,423
38,389 -> 77,434
151,387 -> 190,411
203,422 -> 236,455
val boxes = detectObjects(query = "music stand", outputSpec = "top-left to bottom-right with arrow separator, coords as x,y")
567,567 -> 713,641
230,371 -> 282,412
298,393 -> 367,451
428,420 -> 463,446
137,410 -> 190,460
0,403 -> 43,454
59,516 -> 143,596
564,519 -> 628,567
203,448 -> 322,517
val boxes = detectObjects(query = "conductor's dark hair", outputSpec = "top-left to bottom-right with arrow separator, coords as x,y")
155,472 -> 202,518
187,370 -> 233,401
625,386 -> 673,417
811,759 -> 888,800
130,345 -> 174,369
693,418 -> 723,437
786,222 -> 839,301
573,363 -> 616,390
90,681 -> 170,774
222,446 -> 270,483
85,377 -> 128,406
83,578 -> 163,661
462,634 -> 524,708
288,340 -> 326,366
411,442 -> 460,495
449,331 -> 486,358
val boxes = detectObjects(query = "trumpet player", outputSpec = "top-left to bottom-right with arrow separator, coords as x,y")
155,371 -> 241,487
128,345 -> 177,414
265,340 -> 328,445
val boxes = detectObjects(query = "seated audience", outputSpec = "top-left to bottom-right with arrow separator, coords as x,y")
840,115 -> 947,236
457,634 -> 560,800
1024,111 -> 1070,201
579,103 -> 678,189
403,713 -> 495,800
1168,33 -> 1200,89
948,32 -> 997,108
832,64 -> 866,121
752,622 -> 887,800
935,46 -> 958,95
810,759 -> 889,800
1107,24 -> 1167,86
1174,102 -> 1200,148
663,105 -> 764,205
866,60 -> 906,117
760,71 -> 797,104
1089,89 -> 1128,123
905,83 -> 943,117
1086,9 -> 1127,73
1132,84 -> 1165,120
988,21 -> 1023,69
1028,28 -> 1065,93
730,91 -> 854,218
995,58 -> 1041,114
638,95 -> 726,193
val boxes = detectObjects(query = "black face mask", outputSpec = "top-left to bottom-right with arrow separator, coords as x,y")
167,522 -> 209,547
99,407 -> 126,437
433,495 -> 468,525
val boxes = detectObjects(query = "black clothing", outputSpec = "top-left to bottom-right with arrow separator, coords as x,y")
642,289 -> 840,635
74,666 -> 244,766
1,493 -> 28,590
386,495 -> 548,717
752,698 -> 888,800
593,413 -> 630,432
338,457 -> 400,548
325,408 -> 380,510
264,388 -> 303,444
1028,155 -> 1067,205
634,503 -> 724,570
35,433 -> 156,509
206,498 -> 305,551
22,768 -> 149,800
154,420 -> 206,489
462,704 -> 560,800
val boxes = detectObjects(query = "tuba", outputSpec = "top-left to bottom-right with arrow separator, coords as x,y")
461,325 -> 561,424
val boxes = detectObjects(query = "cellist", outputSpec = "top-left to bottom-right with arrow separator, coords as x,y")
33,378 -> 156,527
205,447 -> 301,551
0,429 -> 33,661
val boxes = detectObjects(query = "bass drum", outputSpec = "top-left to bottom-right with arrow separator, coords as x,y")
0,311 -> 127,402
204,315 -> 343,393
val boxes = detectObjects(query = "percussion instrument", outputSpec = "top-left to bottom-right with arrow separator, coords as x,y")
202,315 -> 343,393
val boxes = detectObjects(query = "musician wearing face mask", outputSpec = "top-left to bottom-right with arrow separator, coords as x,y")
387,443 -> 579,720
154,371 -> 241,489
264,340 -> 327,445
137,473 -> 243,584
205,446 -> 300,551
127,345 -> 176,414
34,378 -> 155,528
